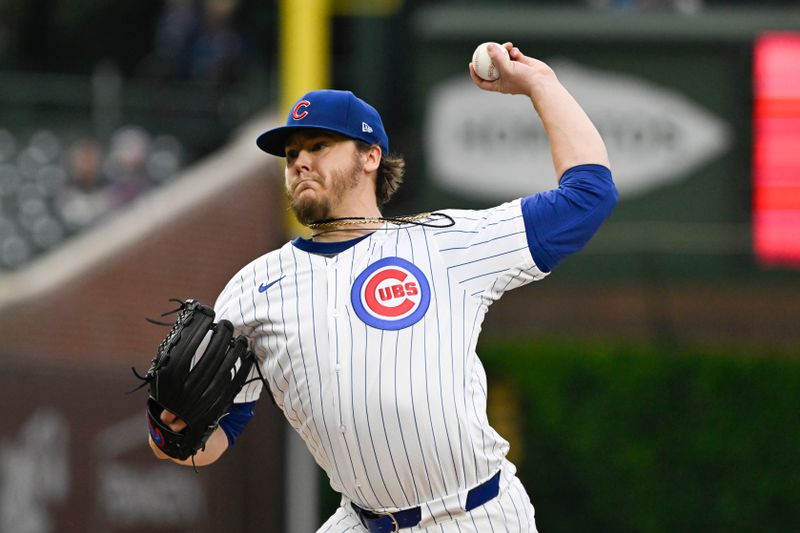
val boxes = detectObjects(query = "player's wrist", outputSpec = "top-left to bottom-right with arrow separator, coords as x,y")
525,68 -> 559,99
148,436 -> 169,459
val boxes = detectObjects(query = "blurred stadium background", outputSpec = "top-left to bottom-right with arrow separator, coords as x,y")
0,1 -> 798,532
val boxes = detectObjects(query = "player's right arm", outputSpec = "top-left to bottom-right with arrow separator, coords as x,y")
469,42 -> 610,177
468,43 -> 617,274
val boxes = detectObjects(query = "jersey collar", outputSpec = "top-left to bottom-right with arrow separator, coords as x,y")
291,233 -> 371,255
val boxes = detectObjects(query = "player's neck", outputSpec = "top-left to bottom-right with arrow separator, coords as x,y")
308,191 -> 383,241
308,207 -> 384,241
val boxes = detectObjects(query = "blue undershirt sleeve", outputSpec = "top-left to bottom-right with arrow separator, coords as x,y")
218,401 -> 257,447
521,164 -> 617,273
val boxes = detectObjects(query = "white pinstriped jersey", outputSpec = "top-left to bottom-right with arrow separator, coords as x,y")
214,198 -> 547,511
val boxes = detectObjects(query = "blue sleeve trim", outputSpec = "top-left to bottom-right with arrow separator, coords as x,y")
218,401 -> 257,447
521,164 -> 618,273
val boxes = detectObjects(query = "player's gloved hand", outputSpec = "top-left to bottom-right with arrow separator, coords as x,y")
132,299 -> 257,462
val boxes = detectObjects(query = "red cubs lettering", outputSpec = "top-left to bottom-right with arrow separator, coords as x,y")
378,282 -> 418,301
292,100 -> 310,120
404,282 -> 418,296
364,269 -> 417,317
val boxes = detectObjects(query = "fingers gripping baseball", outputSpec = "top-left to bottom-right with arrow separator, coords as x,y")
469,42 -> 554,96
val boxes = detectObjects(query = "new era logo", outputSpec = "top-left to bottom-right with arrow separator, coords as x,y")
362,122 -> 373,133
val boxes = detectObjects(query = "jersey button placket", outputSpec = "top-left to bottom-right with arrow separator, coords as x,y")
328,264 -> 351,447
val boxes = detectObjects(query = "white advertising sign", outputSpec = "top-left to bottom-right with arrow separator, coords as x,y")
425,60 -> 731,199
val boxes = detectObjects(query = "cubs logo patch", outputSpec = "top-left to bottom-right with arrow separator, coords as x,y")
351,257 -> 430,330
292,99 -> 310,120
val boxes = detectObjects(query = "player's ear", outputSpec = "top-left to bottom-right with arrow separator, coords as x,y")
363,145 -> 381,173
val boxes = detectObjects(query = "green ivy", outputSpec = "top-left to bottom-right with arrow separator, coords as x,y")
480,339 -> 800,533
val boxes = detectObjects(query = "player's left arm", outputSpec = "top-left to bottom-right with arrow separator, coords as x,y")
149,401 -> 257,467
149,420 -> 229,466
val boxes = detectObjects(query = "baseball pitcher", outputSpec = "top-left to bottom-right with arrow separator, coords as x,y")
140,42 -> 617,532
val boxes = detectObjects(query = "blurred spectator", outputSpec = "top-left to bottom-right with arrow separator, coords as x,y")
0,125 -> 183,271
104,126 -> 152,209
146,134 -> 184,184
148,0 -> 201,80
141,0 -> 245,84
188,0 -> 245,84
55,137 -> 109,232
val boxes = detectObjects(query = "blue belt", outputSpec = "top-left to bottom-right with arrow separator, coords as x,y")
351,470 -> 501,533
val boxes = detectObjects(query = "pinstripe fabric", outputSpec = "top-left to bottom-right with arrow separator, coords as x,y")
214,199 -> 546,527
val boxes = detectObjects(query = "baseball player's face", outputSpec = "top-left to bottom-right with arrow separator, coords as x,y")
284,131 -> 368,224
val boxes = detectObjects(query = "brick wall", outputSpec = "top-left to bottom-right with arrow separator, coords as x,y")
0,163 -> 285,368
0,159 -> 290,533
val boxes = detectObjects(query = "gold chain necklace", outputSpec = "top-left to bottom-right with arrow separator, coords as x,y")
307,213 -> 432,230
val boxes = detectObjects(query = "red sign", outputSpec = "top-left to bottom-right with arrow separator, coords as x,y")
753,33 -> 800,267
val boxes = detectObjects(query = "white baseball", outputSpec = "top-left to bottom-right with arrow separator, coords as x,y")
471,42 -> 508,81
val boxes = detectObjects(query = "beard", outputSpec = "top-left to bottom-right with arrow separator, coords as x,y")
288,153 -> 364,225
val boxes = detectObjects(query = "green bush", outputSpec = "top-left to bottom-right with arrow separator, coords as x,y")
480,340 -> 800,533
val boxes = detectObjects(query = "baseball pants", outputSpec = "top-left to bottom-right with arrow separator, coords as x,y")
317,465 -> 538,532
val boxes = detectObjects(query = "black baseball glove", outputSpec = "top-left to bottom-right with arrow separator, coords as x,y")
133,299 -> 256,461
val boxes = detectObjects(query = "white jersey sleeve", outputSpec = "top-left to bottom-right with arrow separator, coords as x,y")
213,261 -> 269,404
432,199 -> 548,307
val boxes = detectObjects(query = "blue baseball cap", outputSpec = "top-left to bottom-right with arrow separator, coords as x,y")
256,90 -> 389,157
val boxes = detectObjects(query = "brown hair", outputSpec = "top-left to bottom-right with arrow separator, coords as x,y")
355,140 -> 405,207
